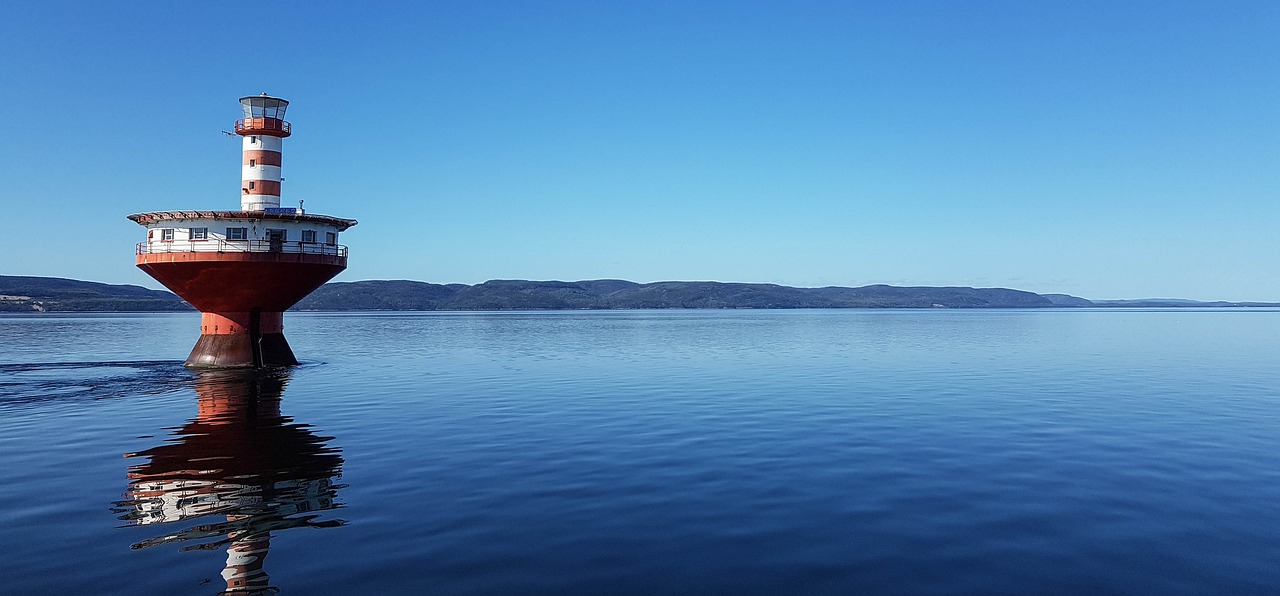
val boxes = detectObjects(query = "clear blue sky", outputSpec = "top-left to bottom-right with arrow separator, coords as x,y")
2,1 -> 1276,300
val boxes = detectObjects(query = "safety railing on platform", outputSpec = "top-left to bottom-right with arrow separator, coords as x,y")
137,240 -> 347,257
234,118 -> 292,135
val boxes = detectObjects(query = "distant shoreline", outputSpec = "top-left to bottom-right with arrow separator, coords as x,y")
3,275 -> 1277,312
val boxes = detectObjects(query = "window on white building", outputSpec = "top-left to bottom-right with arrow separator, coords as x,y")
190,228 -> 208,240
326,232 -> 337,245
248,181 -> 256,190
301,230 -> 317,243
160,228 -> 174,242
249,159 -> 256,167
227,227 -> 248,240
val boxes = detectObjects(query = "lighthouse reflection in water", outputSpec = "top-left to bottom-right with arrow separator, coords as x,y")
115,369 -> 345,595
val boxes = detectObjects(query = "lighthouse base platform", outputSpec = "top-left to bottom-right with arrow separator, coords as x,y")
131,248 -> 351,367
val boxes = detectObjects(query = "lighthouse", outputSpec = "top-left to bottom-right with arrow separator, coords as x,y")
128,95 -> 356,367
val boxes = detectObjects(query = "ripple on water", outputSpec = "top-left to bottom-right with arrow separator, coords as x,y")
0,360 -> 192,410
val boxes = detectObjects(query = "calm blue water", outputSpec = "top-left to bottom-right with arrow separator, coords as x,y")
0,309 -> 1277,594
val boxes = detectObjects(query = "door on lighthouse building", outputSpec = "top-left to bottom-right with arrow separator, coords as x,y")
266,229 -> 286,253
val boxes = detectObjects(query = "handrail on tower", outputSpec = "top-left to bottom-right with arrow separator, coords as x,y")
234,118 -> 292,136
235,94 -> 292,137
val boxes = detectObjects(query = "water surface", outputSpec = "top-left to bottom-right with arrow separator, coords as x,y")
0,309 -> 1277,594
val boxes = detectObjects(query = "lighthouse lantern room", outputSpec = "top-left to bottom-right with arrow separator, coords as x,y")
128,95 -> 357,368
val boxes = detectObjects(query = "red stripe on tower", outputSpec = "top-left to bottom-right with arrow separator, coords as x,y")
242,150 -> 283,167
243,180 -> 282,196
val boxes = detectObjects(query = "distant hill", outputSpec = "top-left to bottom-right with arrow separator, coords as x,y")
296,281 -> 1279,310
0,275 -> 190,312
6,275 -> 1275,312
1090,298 -> 1280,308
295,279 -> 1062,310
1042,293 -> 1095,307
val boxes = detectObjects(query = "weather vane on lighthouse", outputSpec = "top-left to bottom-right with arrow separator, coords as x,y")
128,95 -> 357,367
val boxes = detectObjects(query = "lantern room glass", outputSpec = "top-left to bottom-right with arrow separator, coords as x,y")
240,96 -> 290,120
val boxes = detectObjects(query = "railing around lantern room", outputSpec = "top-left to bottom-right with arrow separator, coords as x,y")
234,118 -> 292,135
137,239 -> 347,257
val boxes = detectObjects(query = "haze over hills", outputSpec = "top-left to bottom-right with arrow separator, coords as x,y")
3,275 -> 1277,312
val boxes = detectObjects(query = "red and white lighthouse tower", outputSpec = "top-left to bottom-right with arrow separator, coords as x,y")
238,94 -> 287,212
128,95 -> 357,367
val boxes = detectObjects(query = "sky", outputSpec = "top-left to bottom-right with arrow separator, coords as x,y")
1,1 -> 1276,301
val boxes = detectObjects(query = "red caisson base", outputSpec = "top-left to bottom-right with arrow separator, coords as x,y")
187,334 -> 298,368
186,311 -> 298,368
